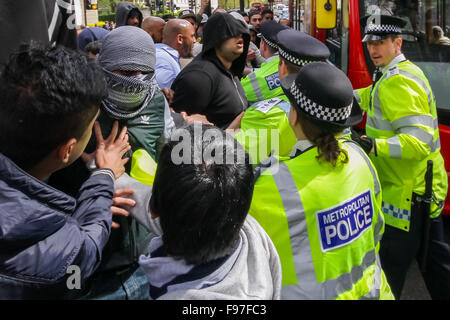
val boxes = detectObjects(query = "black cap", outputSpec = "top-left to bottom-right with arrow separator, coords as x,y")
280,62 -> 362,128
360,14 -> 407,42
257,20 -> 289,50
179,9 -> 196,20
277,29 -> 330,67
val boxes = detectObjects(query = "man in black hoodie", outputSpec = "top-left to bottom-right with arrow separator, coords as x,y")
115,2 -> 143,28
170,12 -> 250,129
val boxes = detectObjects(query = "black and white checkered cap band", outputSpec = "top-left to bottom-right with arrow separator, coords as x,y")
279,47 -> 312,67
290,82 -> 353,122
261,35 -> 278,50
365,24 -> 401,34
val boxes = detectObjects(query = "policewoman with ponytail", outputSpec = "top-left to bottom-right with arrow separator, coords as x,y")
248,62 -> 394,300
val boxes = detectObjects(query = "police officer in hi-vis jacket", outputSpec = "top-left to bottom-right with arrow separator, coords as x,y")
353,14 -> 450,300
249,61 -> 394,300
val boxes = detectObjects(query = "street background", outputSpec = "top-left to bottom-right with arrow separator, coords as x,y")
400,215 -> 450,300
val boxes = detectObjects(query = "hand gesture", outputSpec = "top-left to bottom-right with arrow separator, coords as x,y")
82,121 -> 131,178
110,188 -> 135,229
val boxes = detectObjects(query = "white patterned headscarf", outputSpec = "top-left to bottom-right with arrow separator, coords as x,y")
98,26 -> 159,119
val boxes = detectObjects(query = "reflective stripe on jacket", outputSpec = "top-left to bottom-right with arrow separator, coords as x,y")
249,140 -> 394,299
241,55 -> 283,103
355,59 -> 448,231
234,95 -> 296,165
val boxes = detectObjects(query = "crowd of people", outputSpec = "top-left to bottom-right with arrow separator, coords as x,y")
0,0 -> 449,300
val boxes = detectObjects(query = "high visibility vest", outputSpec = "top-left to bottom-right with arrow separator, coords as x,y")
234,95 -> 297,165
130,149 -> 157,186
355,60 -> 448,232
241,55 -> 283,103
249,140 -> 394,300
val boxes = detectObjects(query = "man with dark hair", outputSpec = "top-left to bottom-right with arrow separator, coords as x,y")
170,12 -> 249,129
48,26 -> 175,300
261,9 -> 274,22
353,14 -> 450,300
248,10 -> 262,32
115,1 -> 143,27
114,124 -> 282,299
0,43 -> 130,299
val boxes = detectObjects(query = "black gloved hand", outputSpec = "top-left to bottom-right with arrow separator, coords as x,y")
351,129 -> 376,155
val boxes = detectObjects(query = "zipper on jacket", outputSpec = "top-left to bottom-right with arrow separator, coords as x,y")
231,75 -> 246,111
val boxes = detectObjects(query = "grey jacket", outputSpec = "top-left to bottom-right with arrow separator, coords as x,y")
115,174 -> 282,300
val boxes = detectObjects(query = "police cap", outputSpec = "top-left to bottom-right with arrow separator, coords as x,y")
257,20 -> 289,50
277,29 -> 330,67
361,14 -> 407,42
280,62 -> 362,128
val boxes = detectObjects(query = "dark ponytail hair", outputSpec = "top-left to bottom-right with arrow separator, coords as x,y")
297,111 -> 348,166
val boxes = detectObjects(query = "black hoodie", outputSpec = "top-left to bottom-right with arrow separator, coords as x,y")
115,2 -> 143,28
170,12 -> 250,129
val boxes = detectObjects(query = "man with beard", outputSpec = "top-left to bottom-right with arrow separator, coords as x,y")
169,12 -> 249,129
115,1 -> 143,28
155,19 -> 196,90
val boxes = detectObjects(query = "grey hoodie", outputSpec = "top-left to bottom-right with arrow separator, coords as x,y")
115,174 -> 282,300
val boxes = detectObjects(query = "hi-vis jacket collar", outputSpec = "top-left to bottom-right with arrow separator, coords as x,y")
381,54 -> 406,74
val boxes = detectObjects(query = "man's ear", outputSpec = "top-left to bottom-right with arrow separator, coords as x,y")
394,36 -> 403,52
278,58 -> 288,78
288,105 -> 298,127
176,33 -> 184,45
57,138 -> 77,164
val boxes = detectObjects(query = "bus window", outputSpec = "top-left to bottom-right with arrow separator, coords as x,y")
360,0 -> 450,119
324,0 -> 349,74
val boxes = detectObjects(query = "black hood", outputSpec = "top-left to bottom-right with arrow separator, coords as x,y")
201,12 -> 250,78
115,2 -> 143,28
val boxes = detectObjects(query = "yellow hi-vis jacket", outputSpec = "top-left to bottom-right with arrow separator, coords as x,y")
241,55 -> 283,103
249,139 -> 394,299
355,57 -> 448,232
234,95 -> 296,165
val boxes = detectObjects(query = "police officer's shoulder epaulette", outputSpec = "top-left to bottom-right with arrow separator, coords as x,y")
385,65 -> 400,79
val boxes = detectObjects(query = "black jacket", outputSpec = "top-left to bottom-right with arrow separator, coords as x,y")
170,13 -> 250,129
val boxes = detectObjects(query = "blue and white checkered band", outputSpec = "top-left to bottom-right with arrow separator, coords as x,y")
279,47 -> 312,67
365,23 -> 401,34
290,82 -> 353,122
262,35 -> 278,50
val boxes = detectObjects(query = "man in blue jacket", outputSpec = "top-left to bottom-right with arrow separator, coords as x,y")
0,43 -> 130,299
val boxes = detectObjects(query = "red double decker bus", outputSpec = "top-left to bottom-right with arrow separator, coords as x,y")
290,0 -> 450,214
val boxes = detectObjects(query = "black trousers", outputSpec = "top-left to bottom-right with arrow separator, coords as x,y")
379,194 -> 450,299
